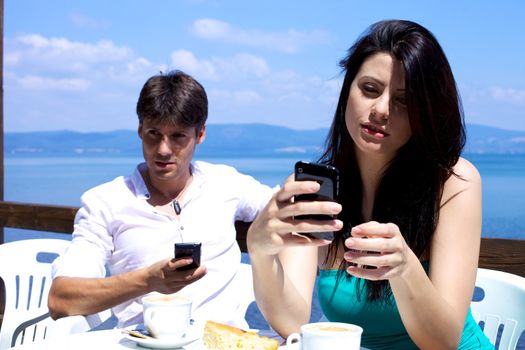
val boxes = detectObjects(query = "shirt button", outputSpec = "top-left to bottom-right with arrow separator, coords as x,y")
180,226 -> 184,230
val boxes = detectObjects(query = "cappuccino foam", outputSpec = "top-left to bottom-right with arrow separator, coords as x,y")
305,325 -> 356,333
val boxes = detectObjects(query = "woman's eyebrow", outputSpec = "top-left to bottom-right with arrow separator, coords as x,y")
359,76 -> 384,86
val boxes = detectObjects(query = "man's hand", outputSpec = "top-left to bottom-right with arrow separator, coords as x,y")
145,258 -> 207,294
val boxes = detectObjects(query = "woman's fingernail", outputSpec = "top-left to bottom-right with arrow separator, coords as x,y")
331,204 -> 342,213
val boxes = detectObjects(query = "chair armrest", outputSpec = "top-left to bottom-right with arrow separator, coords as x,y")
48,315 -> 91,336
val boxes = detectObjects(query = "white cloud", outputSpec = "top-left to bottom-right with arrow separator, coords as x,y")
126,57 -> 153,74
191,18 -> 231,39
5,32 -> 335,131
169,50 -> 270,80
4,51 -> 21,65
170,50 -> 218,80
16,75 -> 90,91
233,53 -> 270,77
490,86 -> 525,104
4,33 -> 159,131
191,18 -> 331,53
6,34 -> 145,73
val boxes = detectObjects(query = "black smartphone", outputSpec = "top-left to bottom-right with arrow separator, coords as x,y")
294,161 -> 340,240
174,242 -> 202,271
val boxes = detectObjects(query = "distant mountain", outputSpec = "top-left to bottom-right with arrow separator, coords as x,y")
464,124 -> 525,154
5,123 -> 525,157
200,124 -> 326,156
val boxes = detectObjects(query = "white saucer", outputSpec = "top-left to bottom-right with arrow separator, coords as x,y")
123,324 -> 201,349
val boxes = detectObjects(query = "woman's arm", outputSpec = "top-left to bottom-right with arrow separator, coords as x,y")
247,179 -> 343,337
344,158 -> 482,349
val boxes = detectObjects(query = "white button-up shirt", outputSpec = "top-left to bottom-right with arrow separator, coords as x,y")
52,161 -> 274,328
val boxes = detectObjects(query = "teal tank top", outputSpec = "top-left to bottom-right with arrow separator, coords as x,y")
317,263 -> 494,349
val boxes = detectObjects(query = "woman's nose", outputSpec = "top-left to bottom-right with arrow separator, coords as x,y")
372,95 -> 390,123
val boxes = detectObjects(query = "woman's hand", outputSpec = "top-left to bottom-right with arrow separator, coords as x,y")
247,176 -> 343,257
343,221 -> 412,280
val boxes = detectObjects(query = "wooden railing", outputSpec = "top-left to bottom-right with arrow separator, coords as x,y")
0,200 -> 252,253
1,200 -> 525,277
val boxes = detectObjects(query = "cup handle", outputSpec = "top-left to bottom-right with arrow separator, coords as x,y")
286,332 -> 301,347
144,308 -> 158,336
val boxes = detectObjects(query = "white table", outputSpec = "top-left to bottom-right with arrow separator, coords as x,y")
10,328 -> 367,349
10,328 -> 205,350
10,328 -> 287,349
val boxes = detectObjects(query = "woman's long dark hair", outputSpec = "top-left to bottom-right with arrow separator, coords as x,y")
320,20 -> 465,301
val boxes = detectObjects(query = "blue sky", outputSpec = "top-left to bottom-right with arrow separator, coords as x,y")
5,0 -> 525,132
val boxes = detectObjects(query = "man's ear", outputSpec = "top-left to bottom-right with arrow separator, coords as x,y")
196,125 -> 206,144
137,122 -> 143,139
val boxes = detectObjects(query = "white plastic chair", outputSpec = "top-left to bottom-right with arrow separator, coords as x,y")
471,268 -> 525,350
230,263 -> 256,328
0,239 -> 109,349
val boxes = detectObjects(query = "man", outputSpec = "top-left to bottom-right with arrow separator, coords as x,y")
48,70 -> 273,329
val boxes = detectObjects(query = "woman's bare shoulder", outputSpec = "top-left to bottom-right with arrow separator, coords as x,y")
442,157 -> 481,200
452,157 -> 481,183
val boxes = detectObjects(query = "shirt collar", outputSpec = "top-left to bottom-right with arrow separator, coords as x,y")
131,162 -> 204,201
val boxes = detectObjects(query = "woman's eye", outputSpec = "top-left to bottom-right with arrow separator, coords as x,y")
395,96 -> 407,107
361,83 -> 379,96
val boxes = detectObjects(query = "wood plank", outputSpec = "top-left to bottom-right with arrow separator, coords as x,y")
479,237 -> 525,277
0,201 -> 77,234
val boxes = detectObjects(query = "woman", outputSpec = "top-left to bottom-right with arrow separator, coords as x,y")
247,20 -> 493,349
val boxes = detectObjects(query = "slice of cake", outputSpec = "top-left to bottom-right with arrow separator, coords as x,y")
203,320 -> 280,350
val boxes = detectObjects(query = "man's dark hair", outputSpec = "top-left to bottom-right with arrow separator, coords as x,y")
136,70 -> 208,134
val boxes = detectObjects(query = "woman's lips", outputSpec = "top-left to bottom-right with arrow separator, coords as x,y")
361,123 -> 389,139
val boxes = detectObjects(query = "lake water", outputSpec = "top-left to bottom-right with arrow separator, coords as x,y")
4,153 -> 525,240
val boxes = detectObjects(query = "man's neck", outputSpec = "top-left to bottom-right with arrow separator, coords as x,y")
144,168 -> 193,204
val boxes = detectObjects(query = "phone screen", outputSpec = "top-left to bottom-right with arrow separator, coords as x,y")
174,242 -> 201,271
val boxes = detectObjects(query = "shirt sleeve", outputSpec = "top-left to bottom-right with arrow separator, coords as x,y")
52,189 -> 114,279
234,171 -> 279,222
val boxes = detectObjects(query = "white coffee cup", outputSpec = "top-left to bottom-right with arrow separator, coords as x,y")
286,322 -> 363,350
142,294 -> 192,339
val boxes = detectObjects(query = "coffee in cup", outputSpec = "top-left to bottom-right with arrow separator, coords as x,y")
142,294 -> 192,339
286,322 -> 363,349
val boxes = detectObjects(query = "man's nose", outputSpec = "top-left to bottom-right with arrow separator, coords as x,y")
157,136 -> 172,155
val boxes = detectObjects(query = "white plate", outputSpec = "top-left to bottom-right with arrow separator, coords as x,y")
122,324 -> 201,349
